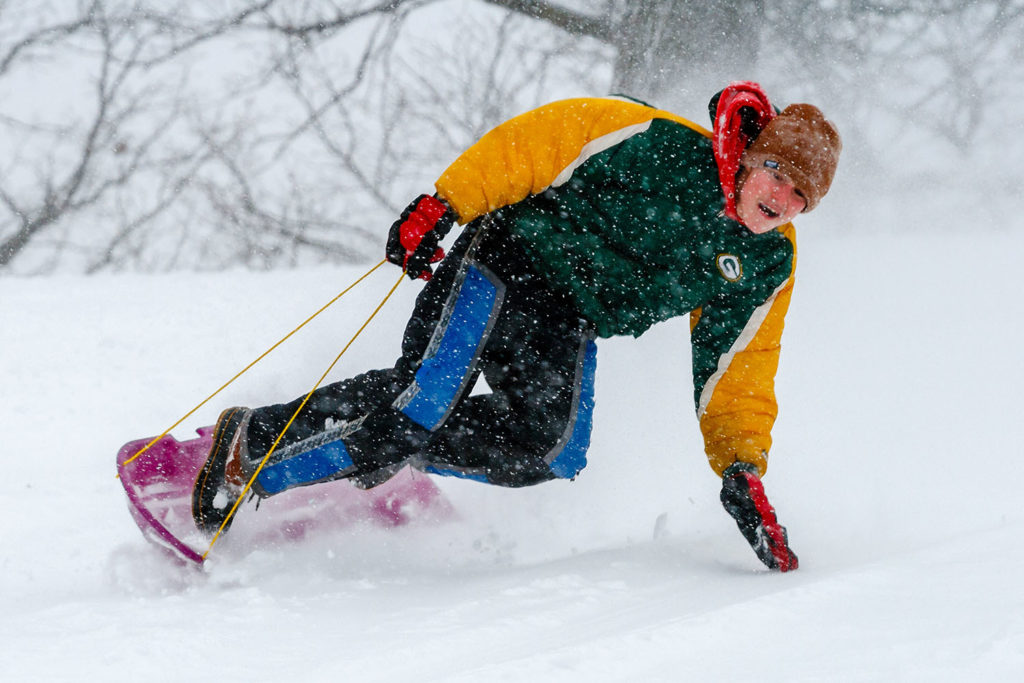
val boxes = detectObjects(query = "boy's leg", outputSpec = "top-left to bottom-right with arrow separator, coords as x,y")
235,224 -> 492,495
230,220 -> 597,497
393,222 -> 598,487
416,258 -> 597,487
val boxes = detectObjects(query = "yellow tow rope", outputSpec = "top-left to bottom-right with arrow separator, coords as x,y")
203,269 -> 406,559
120,259 -> 390,470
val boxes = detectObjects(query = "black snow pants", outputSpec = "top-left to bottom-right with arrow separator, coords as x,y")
241,218 -> 598,495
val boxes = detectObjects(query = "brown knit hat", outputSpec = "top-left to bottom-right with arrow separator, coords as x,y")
742,103 -> 842,212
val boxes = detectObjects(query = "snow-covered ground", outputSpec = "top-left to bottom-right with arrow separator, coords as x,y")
3,213 -> 1023,681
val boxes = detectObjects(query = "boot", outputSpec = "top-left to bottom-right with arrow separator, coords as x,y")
192,407 -> 252,535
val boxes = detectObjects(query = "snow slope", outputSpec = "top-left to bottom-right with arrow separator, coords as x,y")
2,221 -> 1023,681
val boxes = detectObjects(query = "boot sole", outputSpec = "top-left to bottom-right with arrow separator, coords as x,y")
192,407 -> 249,535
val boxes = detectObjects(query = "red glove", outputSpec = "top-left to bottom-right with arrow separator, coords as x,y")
720,462 -> 799,572
386,194 -> 456,281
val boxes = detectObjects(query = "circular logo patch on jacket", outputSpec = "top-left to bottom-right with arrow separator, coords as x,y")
716,254 -> 743,281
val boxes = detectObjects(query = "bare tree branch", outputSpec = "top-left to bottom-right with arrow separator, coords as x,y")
0,5 -> 96,75
257,0 -> 435,37
130,0 -> 280,66
478,0 -> 613,42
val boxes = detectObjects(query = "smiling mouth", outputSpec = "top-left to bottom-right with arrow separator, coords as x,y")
759,203 -> 780,219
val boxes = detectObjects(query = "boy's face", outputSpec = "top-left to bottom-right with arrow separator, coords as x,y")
736,167 -> 807,234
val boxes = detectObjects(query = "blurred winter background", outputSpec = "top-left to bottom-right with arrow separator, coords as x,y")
3,2 -> 1024,681
2,0 -> 1020,275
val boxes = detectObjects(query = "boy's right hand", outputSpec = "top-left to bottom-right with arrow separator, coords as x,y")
386,194 -> 456,280
720,462 -> 799,572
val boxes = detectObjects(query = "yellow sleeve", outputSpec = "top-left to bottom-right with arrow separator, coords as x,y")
695,224 -> 797,478
434,97 -> 709,223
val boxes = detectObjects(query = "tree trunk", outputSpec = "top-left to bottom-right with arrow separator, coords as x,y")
609,0 -> 764,110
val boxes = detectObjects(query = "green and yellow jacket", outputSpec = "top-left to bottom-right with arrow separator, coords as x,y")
433,97 -> 796,478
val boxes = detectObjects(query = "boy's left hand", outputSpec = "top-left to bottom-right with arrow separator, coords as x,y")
720,462 -> 799,572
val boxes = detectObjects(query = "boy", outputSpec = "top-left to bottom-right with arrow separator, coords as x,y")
193,83 -> 841,572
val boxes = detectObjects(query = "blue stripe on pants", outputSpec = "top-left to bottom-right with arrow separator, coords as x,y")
421,465 -> 490,483
400,265 -> 498,431
256,439 -> 354,495
548,339 -> 598,479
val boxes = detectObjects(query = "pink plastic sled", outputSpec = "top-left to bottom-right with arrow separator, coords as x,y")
116,427 -> 452,565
